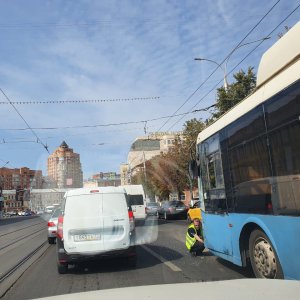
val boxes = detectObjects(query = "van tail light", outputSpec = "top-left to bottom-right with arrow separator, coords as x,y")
267,201 -> 273,214
57,215 -> 64,240
128,210 -> 135,231
47,221 -> 56,227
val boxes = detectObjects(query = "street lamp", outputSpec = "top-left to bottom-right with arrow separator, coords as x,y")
194,58 -> 228,91
194,36 -> 271,92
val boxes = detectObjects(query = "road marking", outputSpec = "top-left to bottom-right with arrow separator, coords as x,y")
141,245 -> 182,272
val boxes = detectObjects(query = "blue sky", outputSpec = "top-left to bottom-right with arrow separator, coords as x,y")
0,0 -> 299,179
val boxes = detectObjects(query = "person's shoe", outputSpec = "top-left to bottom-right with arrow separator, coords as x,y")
190,251 -> 197,257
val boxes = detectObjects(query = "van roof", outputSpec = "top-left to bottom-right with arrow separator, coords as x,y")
65,186 -> 126,197
122,185 -> 145,195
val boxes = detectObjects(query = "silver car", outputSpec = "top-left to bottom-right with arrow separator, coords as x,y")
146,202 -> 159,216
47,208 -> 62,244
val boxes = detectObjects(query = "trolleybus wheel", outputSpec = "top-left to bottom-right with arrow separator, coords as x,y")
249,229 -> 284,279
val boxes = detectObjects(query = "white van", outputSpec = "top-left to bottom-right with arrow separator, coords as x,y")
123,185 -> 146,223
56,187 -> 136,274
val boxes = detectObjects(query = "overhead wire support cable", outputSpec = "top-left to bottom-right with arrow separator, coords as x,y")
0,88 -> 49,153
166,2 -> 300,131
0,105 -> 215,131
156,0 -> 281,132
0,96 -> 160,105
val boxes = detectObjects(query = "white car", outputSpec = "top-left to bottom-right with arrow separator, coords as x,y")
56,187 -> 136,274
47,209 -> 61,244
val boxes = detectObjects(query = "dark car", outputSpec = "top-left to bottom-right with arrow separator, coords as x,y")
158,201 -> 188,220
24,210 -> 32,216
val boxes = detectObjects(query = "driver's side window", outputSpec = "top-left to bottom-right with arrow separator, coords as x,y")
193,202 -> 199,208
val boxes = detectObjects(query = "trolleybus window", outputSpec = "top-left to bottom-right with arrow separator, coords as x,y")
265,79 -> 300,215
200,134 -> 226,212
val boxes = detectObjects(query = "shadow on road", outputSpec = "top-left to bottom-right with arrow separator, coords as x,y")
216,257 -> 255,278
67,245 -> 184,275
156,218 -> 188,226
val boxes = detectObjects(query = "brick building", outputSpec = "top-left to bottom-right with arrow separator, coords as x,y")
47,141 -> 83,188
0,167 -> 43,190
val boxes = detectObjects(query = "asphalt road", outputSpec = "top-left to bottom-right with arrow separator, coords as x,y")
2,216 -> 253,300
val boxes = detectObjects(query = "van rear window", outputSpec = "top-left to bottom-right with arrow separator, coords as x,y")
129,195 -> 144,206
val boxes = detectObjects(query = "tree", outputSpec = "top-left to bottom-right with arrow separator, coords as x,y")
132,122 -> 205,202
132,67 -> 256,202
182,118 -> 205,160
213,67 -> 256,119
132,156 -> 172,200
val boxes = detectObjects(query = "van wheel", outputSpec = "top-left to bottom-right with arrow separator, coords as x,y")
57,262 -> 68,274
249,229 -> 283,279
48,237 -> 55,244
128,256 -> 137,268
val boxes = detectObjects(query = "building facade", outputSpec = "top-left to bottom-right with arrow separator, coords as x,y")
120,163 -> 129,185
83,172 -> 121,188
0,167 -> 43,190
29,188 -> 72,212
1,190 -> 23,213
47,141 -> 83,188
122,132 -> 182,184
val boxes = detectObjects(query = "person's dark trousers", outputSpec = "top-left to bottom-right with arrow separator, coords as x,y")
190,241 -> 205,256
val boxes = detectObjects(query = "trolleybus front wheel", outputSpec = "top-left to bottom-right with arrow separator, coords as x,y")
249,229 -> 284,279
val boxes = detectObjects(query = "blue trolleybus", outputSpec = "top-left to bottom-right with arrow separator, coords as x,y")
194,21 -> 300,279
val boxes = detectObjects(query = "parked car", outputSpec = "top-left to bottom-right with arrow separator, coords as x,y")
24,210 -> 32,216
187,201 -> 202,222
158,201 -> 188,220
56,187 -> 136,274
5,211 -> 17,217
146,202 -> 159,216
47,208 -> 62,244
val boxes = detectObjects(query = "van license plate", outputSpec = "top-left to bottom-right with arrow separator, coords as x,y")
74,233 -> 101,242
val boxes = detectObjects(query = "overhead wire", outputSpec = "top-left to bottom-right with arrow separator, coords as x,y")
0,96 -> 159,105
0,88 -> 49,153
155,0 -> 281,132
166,1 -> 300,131
0,104 -> 215,131
0,124 -> 158,145
0,18 -> 182,29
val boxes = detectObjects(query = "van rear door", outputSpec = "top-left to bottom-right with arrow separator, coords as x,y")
63,192 -> 105,254
129,195 -> 146,220
102,192 -> 130,251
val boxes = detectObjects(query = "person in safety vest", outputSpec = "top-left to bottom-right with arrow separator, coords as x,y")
186,218 -> 205,256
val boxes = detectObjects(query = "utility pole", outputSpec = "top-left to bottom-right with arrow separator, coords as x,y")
142,151 -> 147,182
